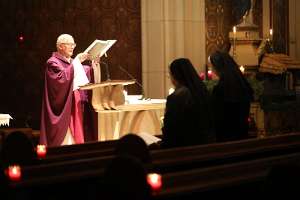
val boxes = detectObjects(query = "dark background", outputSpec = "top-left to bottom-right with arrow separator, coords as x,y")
0,0 -> 141,129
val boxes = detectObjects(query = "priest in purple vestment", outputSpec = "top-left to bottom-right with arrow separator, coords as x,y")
40,34 -> 98,147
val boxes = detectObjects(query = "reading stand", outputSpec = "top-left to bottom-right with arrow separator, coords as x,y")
80,80 -> 135,110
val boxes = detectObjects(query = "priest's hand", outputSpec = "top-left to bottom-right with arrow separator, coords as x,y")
93,54 -> 101,65
92,54 -> 100,68
76,52 -> 89,63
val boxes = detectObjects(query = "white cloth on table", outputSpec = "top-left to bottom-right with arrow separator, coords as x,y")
0,114 -> 12,126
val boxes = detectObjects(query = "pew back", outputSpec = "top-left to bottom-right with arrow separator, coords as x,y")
7,133 -> 300,189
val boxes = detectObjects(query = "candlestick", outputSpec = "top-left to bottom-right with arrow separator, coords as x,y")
269,28 -> 273,41
233,26 -> 237,58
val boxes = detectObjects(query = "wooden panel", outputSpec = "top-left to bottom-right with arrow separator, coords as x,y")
0,0 -> 141,129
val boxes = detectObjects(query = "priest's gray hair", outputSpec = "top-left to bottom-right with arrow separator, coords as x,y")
56,34 -> 74,47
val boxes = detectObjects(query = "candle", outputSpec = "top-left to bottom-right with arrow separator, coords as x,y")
269,29 -> 273,41
207,70 -> 213,79
7,165 -> 21,181
18,35 -> 24,42
147,173 -> 162,192
233,26 -> 237,58
269,29 -> 273,36
168,88 -> 175,95
36,144 -> 47,158
239,65 -> 245,74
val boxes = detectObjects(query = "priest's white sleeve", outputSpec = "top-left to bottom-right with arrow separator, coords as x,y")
72,56 -> 90,91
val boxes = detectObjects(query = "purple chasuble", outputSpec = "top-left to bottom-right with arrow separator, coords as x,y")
40,52 -> 76,146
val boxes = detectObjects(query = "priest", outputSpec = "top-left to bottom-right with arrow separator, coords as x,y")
40,34 -> 98,146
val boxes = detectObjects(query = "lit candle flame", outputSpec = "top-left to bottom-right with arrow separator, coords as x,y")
7,165 -> 21,181
240,65 -> 245,73
147,173 -> 162,192
207,70 -> 213,79
36,144 -> 47,158
269,29 -> 273,36
168,88 -> 175,95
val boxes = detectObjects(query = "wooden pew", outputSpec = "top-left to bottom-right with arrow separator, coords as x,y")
0,128 -> 34,146
6,148 -> 300,199
47,139 -> 117,155
151,132 -> 300,173
155,152 -> 300,199
6,133 -> 300,189
42,140 -> 117,163
39,132 -> 300,168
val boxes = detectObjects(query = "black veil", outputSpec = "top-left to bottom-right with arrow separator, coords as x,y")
209,51 -> 254,102
169,58 -> 210,104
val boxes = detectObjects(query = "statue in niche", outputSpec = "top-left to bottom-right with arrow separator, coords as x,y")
232,0 -> 257,28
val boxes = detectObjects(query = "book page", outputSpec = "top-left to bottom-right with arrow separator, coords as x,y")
84,39 -> 117,60
137,132 -> 161,145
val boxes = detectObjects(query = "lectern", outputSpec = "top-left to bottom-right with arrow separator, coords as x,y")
80,80 -> 135,111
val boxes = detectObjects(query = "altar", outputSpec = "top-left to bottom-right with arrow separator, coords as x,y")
96,98 -> 165,141
80,80 -> 165,141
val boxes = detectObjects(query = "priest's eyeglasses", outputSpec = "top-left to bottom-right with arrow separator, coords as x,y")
61,43 -> 76,48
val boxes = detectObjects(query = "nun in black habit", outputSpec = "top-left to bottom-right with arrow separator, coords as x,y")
161,58 -> 215,148
209,51 -> 254,142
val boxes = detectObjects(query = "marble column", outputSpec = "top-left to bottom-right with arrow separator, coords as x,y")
142,0 -> 206,98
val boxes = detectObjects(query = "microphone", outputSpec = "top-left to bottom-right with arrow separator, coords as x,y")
100,61 -> 111,81
118,65 -> 150,100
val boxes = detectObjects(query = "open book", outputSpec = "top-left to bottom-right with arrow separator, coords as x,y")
137,132 -> 161,146
84,39 -> 117,60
